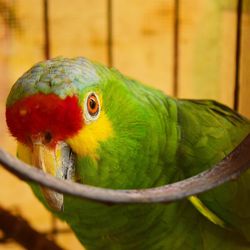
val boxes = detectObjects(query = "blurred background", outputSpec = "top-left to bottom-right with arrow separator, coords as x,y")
0,0 -> 249,249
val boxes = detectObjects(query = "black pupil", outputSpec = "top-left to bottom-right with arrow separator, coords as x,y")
89,98 -> 96,110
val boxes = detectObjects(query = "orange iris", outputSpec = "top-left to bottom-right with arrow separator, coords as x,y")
87,94 -> 99,116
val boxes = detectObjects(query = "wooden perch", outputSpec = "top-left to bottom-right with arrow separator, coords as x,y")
0,133 -> 250,204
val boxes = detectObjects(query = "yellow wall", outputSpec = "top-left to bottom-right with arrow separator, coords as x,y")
0,0 -> 249,249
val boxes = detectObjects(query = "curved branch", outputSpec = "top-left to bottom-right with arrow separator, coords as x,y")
0,134 -> 250,204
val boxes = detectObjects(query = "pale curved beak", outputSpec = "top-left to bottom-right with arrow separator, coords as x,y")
31,139 -> 75,211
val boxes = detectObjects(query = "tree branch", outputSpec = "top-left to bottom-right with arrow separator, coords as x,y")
0,133 -> 250,204
0,206 -> 64,250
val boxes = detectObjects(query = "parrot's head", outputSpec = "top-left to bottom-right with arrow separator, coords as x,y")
6,57 -> 166,211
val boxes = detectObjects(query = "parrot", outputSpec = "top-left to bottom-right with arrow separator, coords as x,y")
5,57 -> 250,250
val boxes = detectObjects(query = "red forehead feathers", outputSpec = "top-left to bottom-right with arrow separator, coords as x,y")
6,94 -> 83,145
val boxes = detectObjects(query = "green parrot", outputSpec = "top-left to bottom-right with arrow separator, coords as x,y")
5,57 -> 250,250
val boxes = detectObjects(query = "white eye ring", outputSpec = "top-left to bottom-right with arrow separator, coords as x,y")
84,92 -> 101,124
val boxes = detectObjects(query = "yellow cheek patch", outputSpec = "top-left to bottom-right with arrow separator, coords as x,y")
17,142 -> 32,165
66,111 -> 113,159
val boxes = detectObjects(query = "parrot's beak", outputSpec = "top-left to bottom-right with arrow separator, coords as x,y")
31,138 -> 75,212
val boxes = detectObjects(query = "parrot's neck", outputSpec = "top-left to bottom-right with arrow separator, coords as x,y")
60,197 -> 190,250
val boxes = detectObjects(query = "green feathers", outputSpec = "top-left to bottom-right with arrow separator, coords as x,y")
7,57 -> 250,249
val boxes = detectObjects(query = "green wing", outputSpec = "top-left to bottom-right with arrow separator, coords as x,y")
176,99 -> 249,176
175,99 -> 250,247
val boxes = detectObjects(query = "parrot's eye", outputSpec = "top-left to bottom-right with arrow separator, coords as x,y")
87,94 -> 99,115
84,92 -> 101,123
